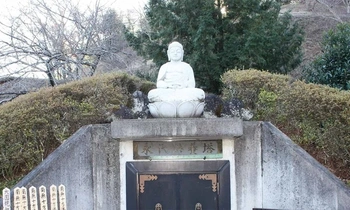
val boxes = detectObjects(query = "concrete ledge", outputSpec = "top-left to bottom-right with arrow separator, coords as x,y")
111,118 -> 243,140
0,124 -> 120,210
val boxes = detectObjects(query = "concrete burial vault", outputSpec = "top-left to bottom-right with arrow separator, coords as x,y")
1,118 -> 350,210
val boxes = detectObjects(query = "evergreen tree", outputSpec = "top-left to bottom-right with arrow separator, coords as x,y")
305,23 -> 350,90
125,0 -> 304,93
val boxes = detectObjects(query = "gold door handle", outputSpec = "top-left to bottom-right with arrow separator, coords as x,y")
155,203 -> 162,210
195,203 -> 202,210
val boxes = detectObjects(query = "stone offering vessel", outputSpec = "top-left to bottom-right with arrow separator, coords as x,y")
148,42 -> 205,118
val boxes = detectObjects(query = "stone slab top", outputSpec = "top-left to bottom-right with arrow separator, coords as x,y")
111,118 -> 243,140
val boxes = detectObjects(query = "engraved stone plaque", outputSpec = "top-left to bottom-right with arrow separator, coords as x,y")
39,186 -> 48,210
14,187 -> 21,210
133,140 -> 222,160
21,187 -> 28,210
29,186 -> 38,210
59,185 -> 67,210
2,187 -> 11,210
50,185 -> 58,210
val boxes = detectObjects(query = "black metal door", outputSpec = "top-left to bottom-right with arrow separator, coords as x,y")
139,174 -> 177,210
126,161 -> 230,210
178,174 -> 217,210
138,173 -> 217,210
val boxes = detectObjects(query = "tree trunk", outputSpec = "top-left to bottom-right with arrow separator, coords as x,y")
46,70 -> 56,87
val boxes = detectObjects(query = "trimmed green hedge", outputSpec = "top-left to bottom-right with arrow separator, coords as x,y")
0,73 -> 155,185
1,69 -> 349,192
222,69 -> 350,181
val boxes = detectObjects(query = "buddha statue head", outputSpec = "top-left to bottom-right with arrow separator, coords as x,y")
167,41 -> 184,62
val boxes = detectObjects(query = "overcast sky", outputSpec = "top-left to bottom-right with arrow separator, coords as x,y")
0,0 -> 148,78
1,0 -> 147,18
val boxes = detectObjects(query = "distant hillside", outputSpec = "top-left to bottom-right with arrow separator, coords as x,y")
282,1 -> 350,77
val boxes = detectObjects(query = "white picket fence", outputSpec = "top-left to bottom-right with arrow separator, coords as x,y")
2,185 -> 66,210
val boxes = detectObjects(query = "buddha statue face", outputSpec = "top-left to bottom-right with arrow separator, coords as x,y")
167,42 -> 184,62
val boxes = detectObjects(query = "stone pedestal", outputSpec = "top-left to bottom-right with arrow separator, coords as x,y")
148,100 -> 205,118
111,118 -> 243,140
111,118 -> 243,210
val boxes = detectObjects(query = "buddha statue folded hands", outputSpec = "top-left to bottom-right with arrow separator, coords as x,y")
148,41 -> 205,118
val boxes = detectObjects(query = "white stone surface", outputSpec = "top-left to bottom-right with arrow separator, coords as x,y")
50,185 -> 58,210
39,186 -> 48,210
148,42 -> 205,118
29,186 -> 38,210
148,100 -> 205,118
14,187 -> 21,209
119,140 -> 134,210
2,188 -> 10,210
222,139 -> 237,210
59,185 -> 67,210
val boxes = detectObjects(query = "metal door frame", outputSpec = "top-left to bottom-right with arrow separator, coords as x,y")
126,160 -> 230,210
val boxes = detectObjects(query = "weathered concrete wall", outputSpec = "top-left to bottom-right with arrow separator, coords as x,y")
1,120 -> 350,210
235,121 -> 350,210
0,124 -> 120,210
235,121 -> 263,209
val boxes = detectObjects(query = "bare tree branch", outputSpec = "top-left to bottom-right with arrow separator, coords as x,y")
316,0 -> 344,22
0,0 -> 134,86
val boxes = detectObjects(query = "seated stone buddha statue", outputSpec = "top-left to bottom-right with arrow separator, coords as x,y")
148,41 -> 205,118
